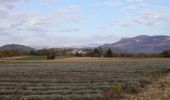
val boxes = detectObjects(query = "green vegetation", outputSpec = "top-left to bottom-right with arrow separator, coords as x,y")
92,48 -> 101,57
106,48 -> 113,57
47,53 -> 56,60
0,60 -> 169,100
161,50 -> 170,57
0,50 -> 27,58
0,47 -> 169,59
14,56 -> 47,60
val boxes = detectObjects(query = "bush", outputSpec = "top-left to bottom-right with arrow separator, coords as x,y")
103,83 -> 123,99
139,78 -> 151,88
161,68 -> 170,73
0,50 -> 27,58
161,50 -> 170,57
111,83 -> 123,94
47,53 -> 56,60
122,82 -> 140,94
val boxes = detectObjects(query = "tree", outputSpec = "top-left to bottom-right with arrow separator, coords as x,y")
92,48 -> 101,57
106,48 -> 113,57
76,52 -> 83,57
38,48 -> 50,56
47,53 -> 56,60
161,50 -> 170,57
30,50 -> 38,55
0,50 -> 26,58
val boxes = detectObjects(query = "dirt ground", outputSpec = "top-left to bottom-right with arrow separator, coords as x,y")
125,73 -> 170,100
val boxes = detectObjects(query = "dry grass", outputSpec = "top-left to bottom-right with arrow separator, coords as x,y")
125,73 -> 170,100
1,57 -> 170,63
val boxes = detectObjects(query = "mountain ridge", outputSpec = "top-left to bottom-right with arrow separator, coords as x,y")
0,44 -> 36,52
0,35 -> 170,53
101,35 -> 170,53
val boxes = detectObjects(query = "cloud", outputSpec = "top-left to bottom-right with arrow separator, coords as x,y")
94,0 -> 148,11
0,0 -> 28,9
57,28 -> 80,32
94,0 -> 122,7
100,9 -> 170,29
0,0 -> 84,47
0,4 -> 83,32
134,10 -> 170,25
44,0 -> 58,3
0,0 -> 169,47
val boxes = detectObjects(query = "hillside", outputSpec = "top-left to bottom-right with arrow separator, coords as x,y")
101,35 -> 170,53
0,44 -> 36,52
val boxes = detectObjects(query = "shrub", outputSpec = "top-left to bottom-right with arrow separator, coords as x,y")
161,50 -> 170,57
161,68 -> 170,73
103,83 -> 123,99
139,78 -> 151,88
158,81 -> 168,88
111,83 -> 123,94
47,53 -> 56,60
122,82 -> 140,94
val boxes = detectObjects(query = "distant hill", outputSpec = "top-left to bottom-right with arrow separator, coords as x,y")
101,35 -> 170,53
1,35 -> 170,54
0,44 -> 36,52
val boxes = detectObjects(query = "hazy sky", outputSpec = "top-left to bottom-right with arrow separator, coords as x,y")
0,0 -> 170,48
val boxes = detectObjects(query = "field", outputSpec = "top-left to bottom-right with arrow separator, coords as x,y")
0,58 -> 170,100
1,56 -> 47,61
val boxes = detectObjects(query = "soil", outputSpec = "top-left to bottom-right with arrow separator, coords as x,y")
125,73 -> 170,100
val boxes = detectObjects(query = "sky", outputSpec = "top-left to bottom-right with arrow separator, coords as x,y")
0,0 -> 170,48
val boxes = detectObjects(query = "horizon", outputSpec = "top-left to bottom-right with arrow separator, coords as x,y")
1,35 -> 169,49
0,0 -> 170,48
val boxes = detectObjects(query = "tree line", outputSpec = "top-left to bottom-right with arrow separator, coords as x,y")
73,48 -> 170,58
0,48 -> 170,59
161,50 -> 170,57
0,50 -> 27,58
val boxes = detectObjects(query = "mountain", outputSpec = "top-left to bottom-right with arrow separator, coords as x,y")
0,44 -> 36,52
1,35 -> 170,53
101,35 -> 170,53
